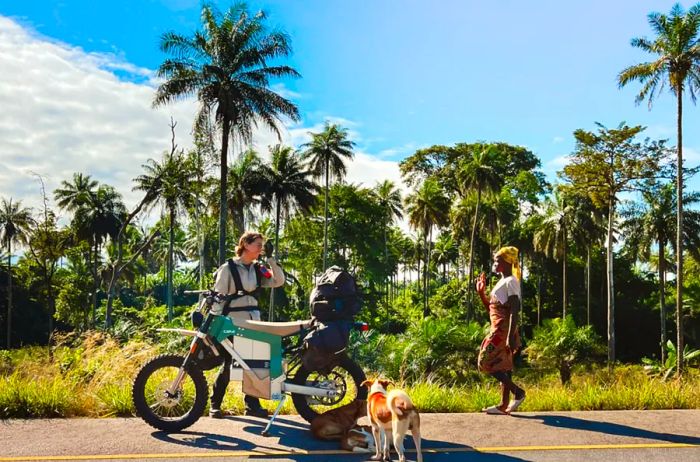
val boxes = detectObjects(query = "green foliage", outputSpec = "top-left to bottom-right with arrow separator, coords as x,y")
429,277 -> 468,319
643,340 -> 700,380
525,315 -> 605,384
355,317 -> 485,384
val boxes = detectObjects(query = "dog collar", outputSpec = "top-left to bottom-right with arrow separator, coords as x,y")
368,391 -> 386,399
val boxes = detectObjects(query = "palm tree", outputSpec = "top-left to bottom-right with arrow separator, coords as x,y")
54,173 -> 98,211
405,179 -> 450,316
134,151 -> 195,323
55,175 -> 125,326
302,122 -> 356,270
71,185 -> 126,326
0,198 -> 32,349
618,2 -> 700,375
373,180 -> 403,300
534,189 -> 575,317
572,194 -> 605,326
227,149 -> 268,236
260,144 -> 317,319
154,2 -> 301,266
432,233 -> 458,282
622,181 -> 700,363
456,145 -> 502,299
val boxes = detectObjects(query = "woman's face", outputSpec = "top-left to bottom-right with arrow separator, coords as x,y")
492,254 -> 509,274
244,238 -> 264,259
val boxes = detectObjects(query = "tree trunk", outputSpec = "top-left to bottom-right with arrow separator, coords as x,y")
586,245 -> 591,325
467,187 -> 482,321
424,229 -> 430,317
6,241 -> 11,349
676,90 -> 684,377
167,208 -> 175,322
92,239 -> 98,327
384,213 -> 389,309
323,159 -> 329,271
46,277 -> 55,350
563,225 -> 568,318
416,255 -> 421,296
559,361 -> 572,385
659,239 -> 666,364
536,255 -> 543,326
106,230 -> 160,327
269,197 -> 282,321
218,117 -> 231,266
607,197 -> 615,365
198,217 -> 205,290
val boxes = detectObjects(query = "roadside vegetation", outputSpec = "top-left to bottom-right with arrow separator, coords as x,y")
0,329 -> 698,419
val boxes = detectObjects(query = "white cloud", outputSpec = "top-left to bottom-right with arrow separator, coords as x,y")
0,15 -> 197,215
543,155 -> 569,173
0,16 -> 409,229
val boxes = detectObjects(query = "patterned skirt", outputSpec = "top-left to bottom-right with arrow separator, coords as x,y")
477,303 -> 519,374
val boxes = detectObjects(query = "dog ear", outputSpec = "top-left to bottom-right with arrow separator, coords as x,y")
379,379 -> 393,388
360,380 -> 373,388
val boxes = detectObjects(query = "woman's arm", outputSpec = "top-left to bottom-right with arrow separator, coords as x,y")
505,295 -> 521,351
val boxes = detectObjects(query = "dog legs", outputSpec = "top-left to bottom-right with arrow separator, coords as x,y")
411,414 -> 422,462
380,428 -> 391,461
392,430 -> 406,462
370,425 -> 383,461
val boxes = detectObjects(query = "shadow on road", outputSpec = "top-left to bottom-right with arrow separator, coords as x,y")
512,414 -> 700,445
152,416 -> 529,460
151,429 -> 276,452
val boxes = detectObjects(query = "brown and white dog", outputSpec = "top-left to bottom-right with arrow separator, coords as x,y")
310,400 -> 375,453
362,379 -> 422,462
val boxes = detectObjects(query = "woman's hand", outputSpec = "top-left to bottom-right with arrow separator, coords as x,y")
476,272 -> 487,294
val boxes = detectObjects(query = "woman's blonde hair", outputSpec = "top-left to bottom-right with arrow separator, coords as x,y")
235,231 -> 265,257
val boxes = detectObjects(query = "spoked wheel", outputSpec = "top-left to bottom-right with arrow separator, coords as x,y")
290,354 -> 367,422
132,354 -> 208,432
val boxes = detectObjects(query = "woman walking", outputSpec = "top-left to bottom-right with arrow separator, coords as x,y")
476,246 -> 526,415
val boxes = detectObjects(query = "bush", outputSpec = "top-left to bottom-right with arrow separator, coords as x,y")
642,340 -> 700,380
525,315 -> 605,384
354,317 -> 486,384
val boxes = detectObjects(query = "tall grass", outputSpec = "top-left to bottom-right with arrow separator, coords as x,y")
406,366 -> 700,413
0,332 -> 698,418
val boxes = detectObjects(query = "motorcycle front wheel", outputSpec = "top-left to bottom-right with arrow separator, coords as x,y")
289,354 -> 367,422
132,354 -> 208,432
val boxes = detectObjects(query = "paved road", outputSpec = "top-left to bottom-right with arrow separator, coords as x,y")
1,410 -> 698,461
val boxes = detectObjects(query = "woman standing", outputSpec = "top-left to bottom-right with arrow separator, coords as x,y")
209,231 -> 285,418
476,246 -> 526,414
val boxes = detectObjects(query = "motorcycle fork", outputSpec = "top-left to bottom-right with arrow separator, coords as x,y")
166,337 -> 199,396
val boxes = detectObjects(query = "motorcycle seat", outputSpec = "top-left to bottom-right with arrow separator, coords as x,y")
233,319 -> 312,336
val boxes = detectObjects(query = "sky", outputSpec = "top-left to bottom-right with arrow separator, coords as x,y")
2,0 -> 700,216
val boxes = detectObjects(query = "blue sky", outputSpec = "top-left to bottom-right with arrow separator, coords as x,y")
2,0 -> 700,210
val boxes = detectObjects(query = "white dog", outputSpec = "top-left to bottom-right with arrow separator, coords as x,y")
362,379 -> 422,462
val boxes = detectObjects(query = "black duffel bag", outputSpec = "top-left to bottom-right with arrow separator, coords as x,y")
301,321 -> 352,370
309,266 -> 362,322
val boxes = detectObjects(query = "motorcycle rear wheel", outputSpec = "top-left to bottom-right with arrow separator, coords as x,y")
289,354 -> 367,422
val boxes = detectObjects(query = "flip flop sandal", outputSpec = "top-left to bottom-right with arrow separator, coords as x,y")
506,396 -> 525,413
483,405 -> 509,415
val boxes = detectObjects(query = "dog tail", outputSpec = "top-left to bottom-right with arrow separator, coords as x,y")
387,389 -> 413,417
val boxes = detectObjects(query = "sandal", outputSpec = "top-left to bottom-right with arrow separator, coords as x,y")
506,396 -> 525,413
483,405 -> 509,415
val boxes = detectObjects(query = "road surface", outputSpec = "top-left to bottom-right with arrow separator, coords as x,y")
1,410 -> 698,461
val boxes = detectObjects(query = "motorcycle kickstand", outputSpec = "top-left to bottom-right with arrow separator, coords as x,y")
261,394 -> 287,437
